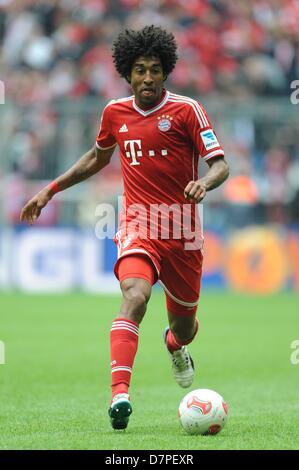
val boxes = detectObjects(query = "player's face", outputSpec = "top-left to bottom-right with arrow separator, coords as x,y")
129,56 -> 165,108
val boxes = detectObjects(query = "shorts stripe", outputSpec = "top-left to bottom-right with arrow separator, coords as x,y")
159,280 -> 199,308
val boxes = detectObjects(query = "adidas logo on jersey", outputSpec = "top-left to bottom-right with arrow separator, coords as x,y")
119,124 -> 128,133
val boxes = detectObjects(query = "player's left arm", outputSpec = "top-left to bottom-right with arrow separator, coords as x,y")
184,156 -> 229,203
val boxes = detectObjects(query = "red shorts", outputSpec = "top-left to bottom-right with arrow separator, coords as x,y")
114,230 -> 203,316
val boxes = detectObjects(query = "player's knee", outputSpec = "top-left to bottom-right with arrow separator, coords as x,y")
121,279 -> 151,322
127,288 -> 148,311
123,289 -> 148,323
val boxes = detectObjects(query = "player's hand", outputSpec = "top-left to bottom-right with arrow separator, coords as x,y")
184,180 -> 207,203
20,188 -> 52,225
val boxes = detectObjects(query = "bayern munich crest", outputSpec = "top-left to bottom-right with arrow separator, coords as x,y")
157,114 -> 173,132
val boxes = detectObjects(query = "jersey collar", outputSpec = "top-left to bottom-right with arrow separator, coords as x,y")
133,89 -> 170,116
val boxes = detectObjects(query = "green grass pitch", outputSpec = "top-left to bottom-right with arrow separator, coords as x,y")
0,291 -> 298,450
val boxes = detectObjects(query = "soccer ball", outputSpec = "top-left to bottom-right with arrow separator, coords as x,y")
178,388 -> 228,435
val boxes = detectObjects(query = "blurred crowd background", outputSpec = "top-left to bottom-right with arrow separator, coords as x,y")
0,0 -> 299,229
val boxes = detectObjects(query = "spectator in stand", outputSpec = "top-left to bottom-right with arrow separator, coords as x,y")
1,0 -> 298,226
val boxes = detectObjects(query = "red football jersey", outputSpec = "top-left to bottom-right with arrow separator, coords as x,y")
96,88 -> 224,243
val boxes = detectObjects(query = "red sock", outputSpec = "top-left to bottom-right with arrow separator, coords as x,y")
110,317 -> 139,398
166,318 -> 199,353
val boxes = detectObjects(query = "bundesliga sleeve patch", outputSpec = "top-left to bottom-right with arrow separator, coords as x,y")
200,129 -> 220,150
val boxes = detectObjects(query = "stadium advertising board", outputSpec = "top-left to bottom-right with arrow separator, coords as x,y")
0,227 -> 298,293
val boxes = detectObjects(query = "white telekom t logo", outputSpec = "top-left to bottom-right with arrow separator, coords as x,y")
124,140 -> 142,166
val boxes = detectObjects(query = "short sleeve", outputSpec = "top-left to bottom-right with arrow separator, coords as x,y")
185,101 -> 224,162
96,103 -> 117,150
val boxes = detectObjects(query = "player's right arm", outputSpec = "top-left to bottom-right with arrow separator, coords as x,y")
20,145 -> 115,225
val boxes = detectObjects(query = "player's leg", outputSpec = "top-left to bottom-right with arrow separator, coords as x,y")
166,308 -> 199,352
109,254 -> 156,429
119,276 -> 152,324
163,297 -> 199,388
160,243 -> 202,388
111,255 -> 155,396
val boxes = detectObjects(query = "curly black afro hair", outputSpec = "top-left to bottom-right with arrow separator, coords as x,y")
112,25 -> 178,83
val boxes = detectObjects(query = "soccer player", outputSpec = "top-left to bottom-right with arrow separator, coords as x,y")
20,26 -> 229,430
